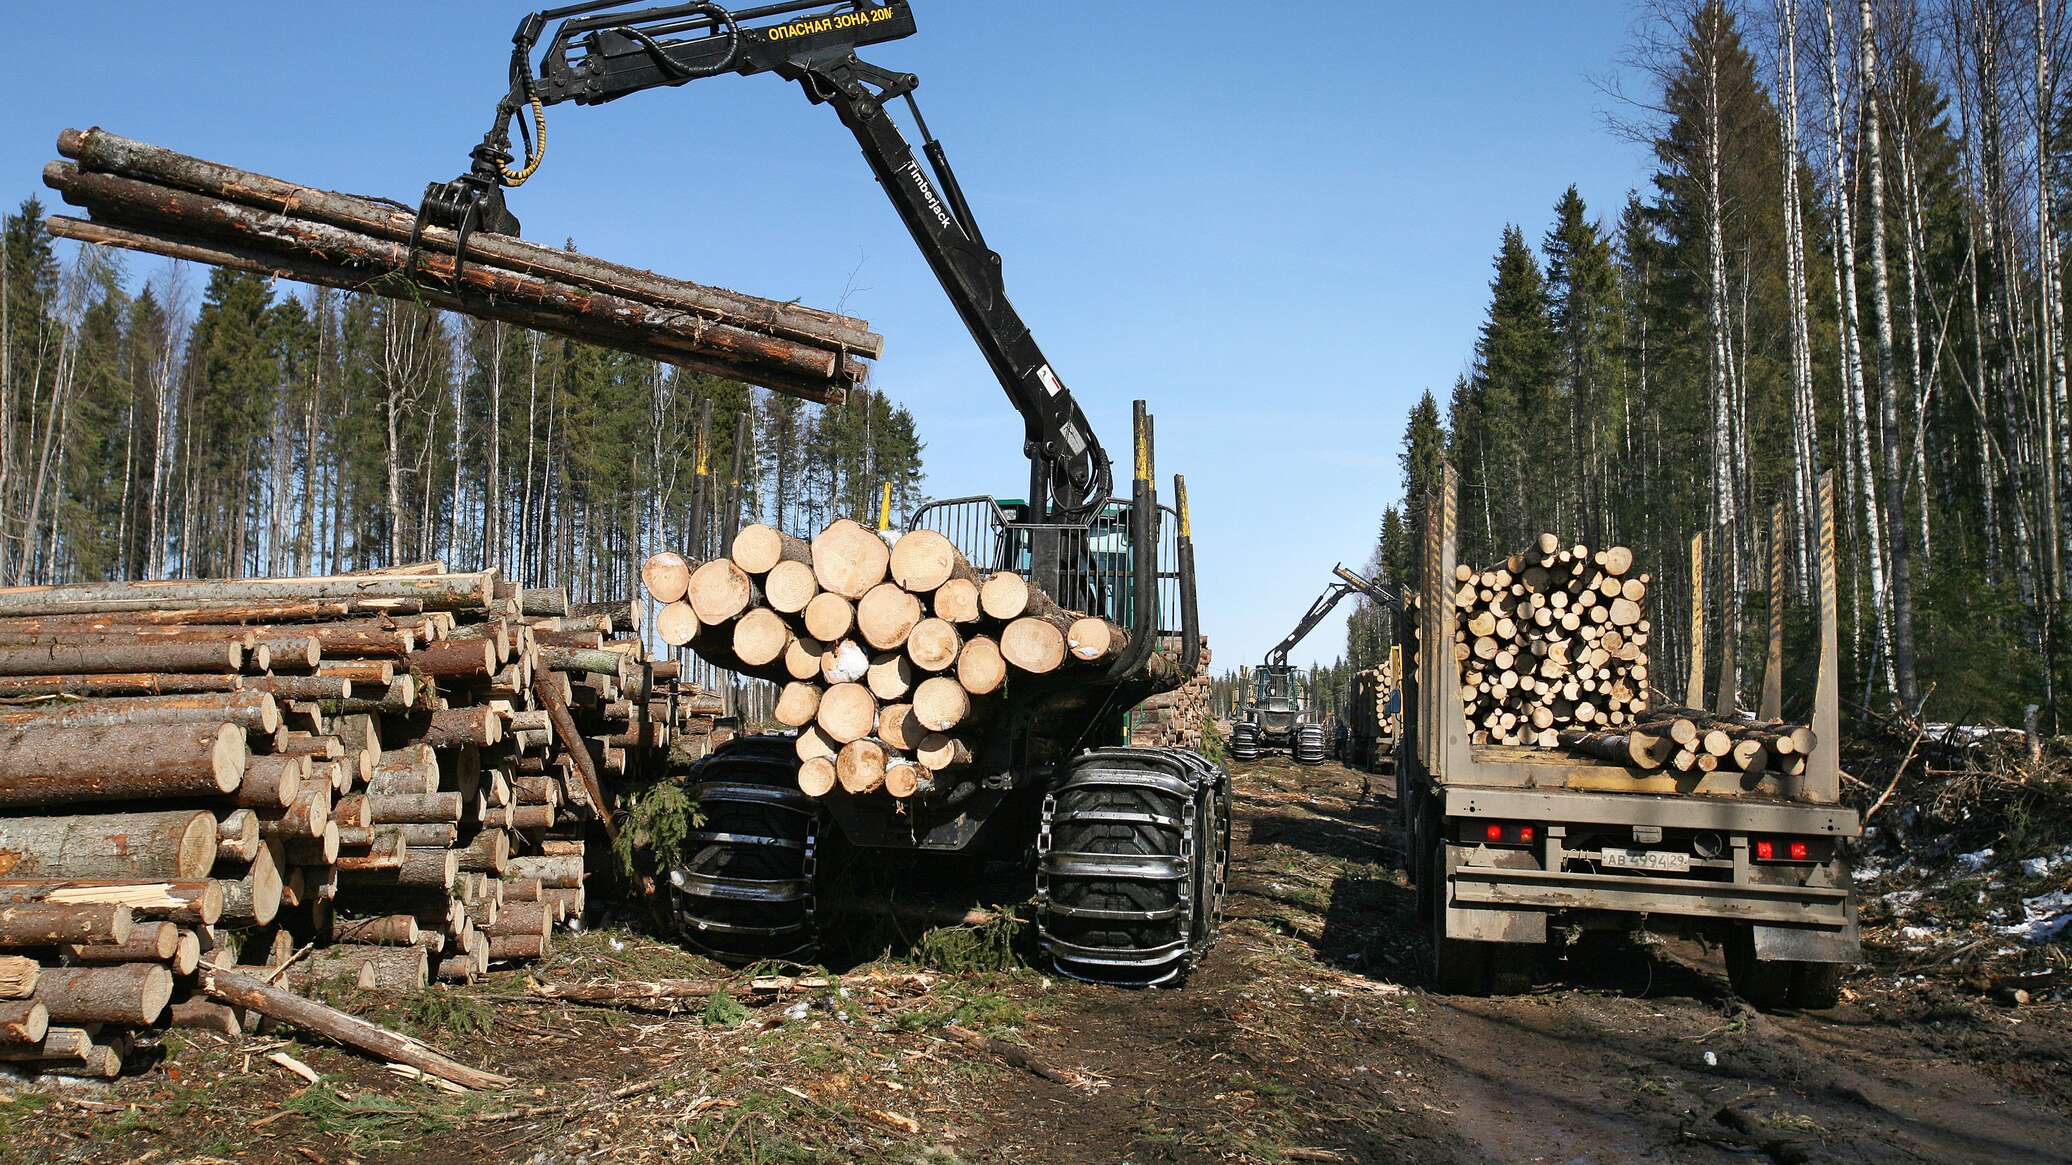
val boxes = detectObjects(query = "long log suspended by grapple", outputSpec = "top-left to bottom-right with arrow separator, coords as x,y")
42,129 -> 878,405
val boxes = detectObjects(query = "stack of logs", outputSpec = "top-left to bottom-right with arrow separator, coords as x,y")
1454,535 -> 1651,749
0,568 -> 712,1079
644,519 -> 1133,799
1560,709 -> 1819,780
1350,661 -> 1397,743
40,128 -> 879,405
1128,638 -> 1211,750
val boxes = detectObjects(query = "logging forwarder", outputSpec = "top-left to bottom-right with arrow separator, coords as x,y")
419,1 -> 1227,986
1232,567 -> 1397,765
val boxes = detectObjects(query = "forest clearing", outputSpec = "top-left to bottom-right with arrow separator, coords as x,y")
0,755 -> 2065,1165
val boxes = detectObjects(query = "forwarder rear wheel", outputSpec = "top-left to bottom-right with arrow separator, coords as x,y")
1228,723 -> 1261,761
667,736 -> 818,966
1039,749 -> 1229,987
1292,724 -> 1328,765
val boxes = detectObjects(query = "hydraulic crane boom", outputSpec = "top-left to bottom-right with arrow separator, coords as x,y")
1263,565 -> 1398,669
418,0 -> 1112,523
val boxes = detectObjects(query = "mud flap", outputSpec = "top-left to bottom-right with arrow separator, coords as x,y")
1443,845 -> 1546,944
1751,920 -> 1859,964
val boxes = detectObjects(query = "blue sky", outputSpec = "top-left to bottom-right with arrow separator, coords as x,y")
5,2 -> 1656,670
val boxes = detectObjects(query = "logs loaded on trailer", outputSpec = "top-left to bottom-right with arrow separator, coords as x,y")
39,128 -> 881,404
647,520 -> 1135,800
1450,535 -> 1816,779
0,566 -> 720,1080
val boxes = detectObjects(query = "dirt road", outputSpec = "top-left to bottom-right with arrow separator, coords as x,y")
5,755 -> 2067,1164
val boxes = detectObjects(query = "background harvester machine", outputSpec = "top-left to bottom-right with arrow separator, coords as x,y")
1231,566 -> 1396,765
421,0 -> 1226,986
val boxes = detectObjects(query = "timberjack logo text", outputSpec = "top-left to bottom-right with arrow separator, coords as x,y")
904,161 -> 953,230
764,6 -> 897,41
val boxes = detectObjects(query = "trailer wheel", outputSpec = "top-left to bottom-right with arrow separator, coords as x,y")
1485,944 -> 1534,995
1789,962 -> 1844,1009
1724,925 -> 1791,1010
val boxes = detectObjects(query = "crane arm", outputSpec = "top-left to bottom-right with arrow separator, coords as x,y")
417,0 -> 1112,523
1263,565 -> 1399,669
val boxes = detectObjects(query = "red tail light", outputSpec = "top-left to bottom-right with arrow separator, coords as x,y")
1464,822 -> 1540,848
1752,836 -> 1826,864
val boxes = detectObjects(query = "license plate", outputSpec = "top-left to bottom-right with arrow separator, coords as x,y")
1602,847 -> 1690,873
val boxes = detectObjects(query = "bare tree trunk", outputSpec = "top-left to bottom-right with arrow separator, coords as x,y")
2038,0 -> 2069,606
1859,0 -> 1919,708
1826,0 -> 1896,692
1779,0 -> 1823,590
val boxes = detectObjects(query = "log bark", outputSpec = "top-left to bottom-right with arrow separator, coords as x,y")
0,903 -> 133,947
0,879 -> 222,925
57,128 -> 882,354
42,174 -> 863,403
0,721 -> 244,806
0,1000 -> 47,1044
0,568 -> 494,618
59,919 -> 177,963
0,690 -> 278,734
198,968 -> 514,1089
236,754 -> 307,808
34,963 -> 172,1024
0,640 -> 243,676
0,811 -> 219,879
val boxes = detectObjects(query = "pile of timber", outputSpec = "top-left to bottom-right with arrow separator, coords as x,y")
40,128 -> 880,404
1350,661 -> 1397,743
0,567 -> 712,1079
1129,638 -> 1211,750
1560,709 -> 1819,779
1454,535 -> 1652,748
644,520 -> 1140,800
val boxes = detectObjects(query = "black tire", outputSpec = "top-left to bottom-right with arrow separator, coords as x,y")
1292,724 -> 1328,765
1790,962 -> 1845,1009
1486,944 -> 1535,995
1039,749 -> 1228,987
1228,724 -> 1260,761
668,736 -> 818,966
1724,926 -> 1792,1010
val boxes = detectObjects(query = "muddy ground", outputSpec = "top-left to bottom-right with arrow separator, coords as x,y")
3,755 -> 2068,1164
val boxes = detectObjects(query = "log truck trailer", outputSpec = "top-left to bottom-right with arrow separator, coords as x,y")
1396,465 -> 1860,1004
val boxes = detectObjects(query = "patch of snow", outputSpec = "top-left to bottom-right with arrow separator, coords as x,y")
1958,847 -> 1995,872
1999,888 -> 2072,944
